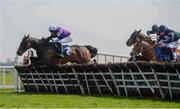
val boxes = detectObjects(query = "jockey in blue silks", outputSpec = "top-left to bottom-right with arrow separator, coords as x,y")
156,25 -> 180,62
48,26 -> 73,57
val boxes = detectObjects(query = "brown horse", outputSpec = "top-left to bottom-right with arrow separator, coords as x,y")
129,32 -> 180,63
126,30 -> 180,63
17,35 -> 98,65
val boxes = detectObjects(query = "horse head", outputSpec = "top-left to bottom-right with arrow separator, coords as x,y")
16,34 -> 39,56
16,35 -> 30,56
126,29 -> 142,46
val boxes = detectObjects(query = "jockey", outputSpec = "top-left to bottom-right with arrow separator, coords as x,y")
157,25 -> 180,61
147,24 -> 159,36
48,26 -> 73,57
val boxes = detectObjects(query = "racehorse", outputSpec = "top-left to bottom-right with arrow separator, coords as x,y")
127,30 -> 180,62
17,35 -> 98,65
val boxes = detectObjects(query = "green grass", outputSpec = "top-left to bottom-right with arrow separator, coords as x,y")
0,69 -> 15,85
0,89 -> 180,108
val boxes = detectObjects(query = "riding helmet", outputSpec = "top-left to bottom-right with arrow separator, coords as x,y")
159,25 -> 168,32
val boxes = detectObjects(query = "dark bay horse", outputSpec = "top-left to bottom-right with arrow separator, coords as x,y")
17,35 -> 98,65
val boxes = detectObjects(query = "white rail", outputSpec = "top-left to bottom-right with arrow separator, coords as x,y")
96,53 -> 129,64
0,66 -> 20,92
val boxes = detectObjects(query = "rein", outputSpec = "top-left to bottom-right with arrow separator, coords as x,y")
139,44 -> 157,53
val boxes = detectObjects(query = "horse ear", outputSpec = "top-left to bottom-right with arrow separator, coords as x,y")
137,29 -> 142,34
27,34 -> 30,37
27,34 -> 30,38
24,34 -> 30,38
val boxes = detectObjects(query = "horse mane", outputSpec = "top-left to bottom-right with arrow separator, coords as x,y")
138,32 -> 155,45
39,37 -> 49,43
27,36 -> 40,44
27,36 -> 55,56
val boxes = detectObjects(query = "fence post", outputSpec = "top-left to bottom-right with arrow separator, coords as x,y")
97,54 -> 99,64
14,55 -> 20,92
14,69 -> 19,92
3,68 -> 5,89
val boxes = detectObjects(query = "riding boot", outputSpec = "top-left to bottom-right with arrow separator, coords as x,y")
54,42 -> 64,58
57,48 -> 64,58
167,48 -> 174,61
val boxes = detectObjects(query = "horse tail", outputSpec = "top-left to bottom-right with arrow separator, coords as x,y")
84,45 -> 98,58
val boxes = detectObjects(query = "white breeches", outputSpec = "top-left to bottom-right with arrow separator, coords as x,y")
167,39 -> 180,48
53,36 -> 73,44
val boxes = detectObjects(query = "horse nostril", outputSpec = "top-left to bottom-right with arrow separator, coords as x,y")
126,41 -> 131,46
126,42 -> 129,46
17,51 -> 21,55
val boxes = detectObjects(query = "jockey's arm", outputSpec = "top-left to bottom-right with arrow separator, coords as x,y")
60,36 -> 73,44
147,31 -> 154,36
50,31 -> 58,38
162,32 -> 174,44
158,40 -> 167,47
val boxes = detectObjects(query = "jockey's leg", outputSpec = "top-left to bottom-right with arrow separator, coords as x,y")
167,47 -> 174,61
167,41 -> 180,61
156,47 -> 164,61
60,36 -> 73,44
53,36 -> 72,57
59,36 -> 72,57
53,42 -> 63,57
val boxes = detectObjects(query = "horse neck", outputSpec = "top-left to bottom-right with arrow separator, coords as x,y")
34,38 -> 54,58
28,37 -> 40,49
139,33 -> 154,45
27,37 -> 43,57
141,41 -> 157,60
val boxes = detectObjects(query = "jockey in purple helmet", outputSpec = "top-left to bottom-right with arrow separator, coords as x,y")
48,26 -> 73,57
